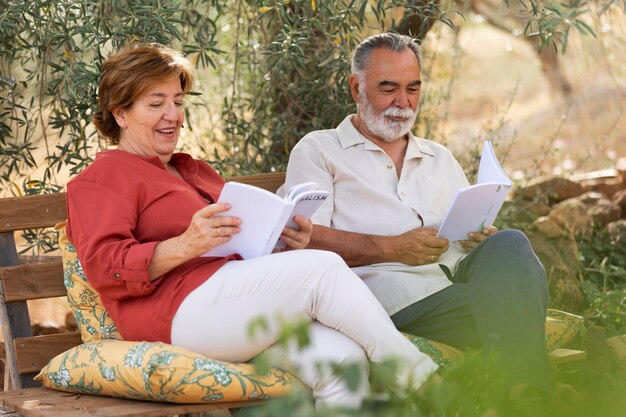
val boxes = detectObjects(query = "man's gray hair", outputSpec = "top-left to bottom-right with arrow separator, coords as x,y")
351,33 -> 422,77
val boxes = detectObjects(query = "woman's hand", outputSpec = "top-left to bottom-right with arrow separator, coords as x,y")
278,215 -> 312,250
458,226 -> 498,252
149,204 -> 241,280
178,203 -> 242,257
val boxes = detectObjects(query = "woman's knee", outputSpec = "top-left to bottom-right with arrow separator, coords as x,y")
301,249 -> 347,268
324,333 -> 368,366
291,249 -> 358,283
307,325 -> 369,407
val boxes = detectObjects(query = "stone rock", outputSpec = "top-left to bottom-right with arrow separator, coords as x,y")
607,219 -> 626,246
580,177 -> 624,198
502,200 -> 551,226
588,199 -> 621,227
576,191 -> 607,204
527,233 -> 585,310
548,192 -> 622,233
549,198 -> 593,235
518,176 -> 583,204
613,189 -> 626,218
32,321 -> 65,336
532,216 -> 565,238
65,311 -> 78,332
569,169 -> 617,182
574,192 -> 621,227
617,157 -> 626,184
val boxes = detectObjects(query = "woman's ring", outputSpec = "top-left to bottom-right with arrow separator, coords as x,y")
217,227 -> 222,236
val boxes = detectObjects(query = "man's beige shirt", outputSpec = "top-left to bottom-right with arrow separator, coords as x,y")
285,115 -> 471,315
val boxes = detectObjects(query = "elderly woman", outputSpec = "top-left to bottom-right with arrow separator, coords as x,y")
66,43 -> 437,409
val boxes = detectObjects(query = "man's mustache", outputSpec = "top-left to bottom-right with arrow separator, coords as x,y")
382,106 -> 415,119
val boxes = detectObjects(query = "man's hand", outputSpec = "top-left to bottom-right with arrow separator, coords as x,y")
458,226 -> 498,252
392,228 -> 449,266
279,215 -> 313,250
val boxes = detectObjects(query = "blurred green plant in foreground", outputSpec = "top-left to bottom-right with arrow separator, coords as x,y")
244,314 -> 626,417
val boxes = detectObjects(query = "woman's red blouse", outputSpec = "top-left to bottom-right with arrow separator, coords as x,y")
66,150 -> 237,343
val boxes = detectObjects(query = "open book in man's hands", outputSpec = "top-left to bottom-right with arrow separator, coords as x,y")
203,181 -> 329,259
437,141 -> 512,241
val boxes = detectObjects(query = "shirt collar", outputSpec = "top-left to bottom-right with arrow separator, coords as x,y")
337,114 -> 436,159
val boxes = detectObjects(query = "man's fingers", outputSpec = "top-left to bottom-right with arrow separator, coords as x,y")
422,235 -> 449,249
419,228 -> 439,236
291,216 -> 313,233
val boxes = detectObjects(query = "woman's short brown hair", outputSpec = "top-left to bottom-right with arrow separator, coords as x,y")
92,43 -> 194,144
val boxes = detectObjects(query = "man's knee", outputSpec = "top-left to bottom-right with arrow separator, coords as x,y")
484,229 -> 531,252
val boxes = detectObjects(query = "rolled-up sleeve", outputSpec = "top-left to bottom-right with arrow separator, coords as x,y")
286,138 -> 335,227
67,179 -> 161,299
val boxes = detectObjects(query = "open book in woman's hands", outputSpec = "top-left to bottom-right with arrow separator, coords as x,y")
203,181 -> 329,259
437,141 -> 512,241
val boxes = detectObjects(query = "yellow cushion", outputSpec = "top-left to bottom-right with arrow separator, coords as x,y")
54,221 -> 583,393
404,334 -> 464,367
55,221 -> 467,365
35,340 -> 295,402
57,219 -> 583,352
56,222 -> 122,342
545,308 -> 584,350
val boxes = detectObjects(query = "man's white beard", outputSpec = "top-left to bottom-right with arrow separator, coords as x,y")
358,92 -> 417,143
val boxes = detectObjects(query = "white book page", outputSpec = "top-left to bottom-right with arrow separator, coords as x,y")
477,140 -> 512,185
203,182 -> 293,259
285,190 -> 330,229
437,141 -> 512,241
437,183 -> 510,241
275,189 -> 330,249
284,181 -> 318,202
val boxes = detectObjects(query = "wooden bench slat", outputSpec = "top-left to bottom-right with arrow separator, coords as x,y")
228,172 -> 285,193
0,173 -> 285,234
547,348 -> 587,365
0,257 -> 65,302
0,194 -> 67,233
14,332 -> 82,374
0,233 -> 38,389
0,173 -> 289,412
0,387 -> 262,417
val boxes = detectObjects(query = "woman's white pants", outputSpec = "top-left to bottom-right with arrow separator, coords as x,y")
171,250 -> 437,408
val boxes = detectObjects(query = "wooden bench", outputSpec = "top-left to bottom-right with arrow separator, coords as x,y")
0,170 -> 586,416
0,172 -> 286,417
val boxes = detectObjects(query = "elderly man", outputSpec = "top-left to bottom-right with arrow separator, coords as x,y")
285,33 -> 550,396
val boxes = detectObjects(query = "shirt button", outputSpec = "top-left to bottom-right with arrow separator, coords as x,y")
113,273 -> 120,279
387,165 -> 393,169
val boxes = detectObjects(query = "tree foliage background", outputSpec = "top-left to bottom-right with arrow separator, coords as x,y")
2,0 -> 617,193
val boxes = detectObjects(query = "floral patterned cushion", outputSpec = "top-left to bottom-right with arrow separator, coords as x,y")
53,221 -> 583,402
545,308 -> 584,350
52,222 -> 461,401
56,222 -> 121,342
35,340 -> 295,403
55,221 -> 465,364
405,334 -> 464,368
